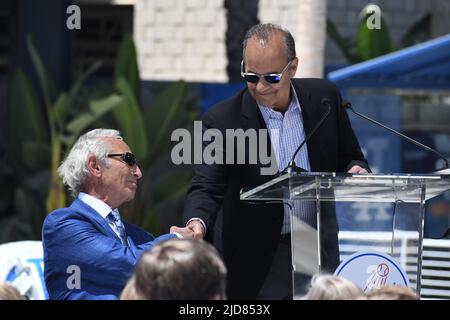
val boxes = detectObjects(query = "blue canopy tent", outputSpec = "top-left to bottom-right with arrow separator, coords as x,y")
328,33 -> 450,90
327,34 -> 450,239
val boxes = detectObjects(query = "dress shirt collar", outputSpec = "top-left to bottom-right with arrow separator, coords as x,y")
78,192 -> 115,219
258,84 -> 301,122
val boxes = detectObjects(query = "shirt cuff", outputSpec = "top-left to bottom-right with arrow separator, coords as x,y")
186,218 -> 207,234
172,232 -> 184,239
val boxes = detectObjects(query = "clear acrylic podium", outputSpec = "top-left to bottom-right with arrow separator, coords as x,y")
240,172 -> 450,298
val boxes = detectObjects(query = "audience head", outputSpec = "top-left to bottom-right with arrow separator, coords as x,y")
366,285 -> 418,300
0,282 -> 24,300
121,239 -> 227,300
302,274 -> 364,300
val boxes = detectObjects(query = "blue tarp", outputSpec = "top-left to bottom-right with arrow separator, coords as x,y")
327,34 -> 450,238
327,34 -> 450,90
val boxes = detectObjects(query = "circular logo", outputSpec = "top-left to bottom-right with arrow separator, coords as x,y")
334,251 -> 410,293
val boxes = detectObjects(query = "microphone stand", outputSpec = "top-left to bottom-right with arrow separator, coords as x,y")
343,101 -> 450,173
282,98 -> 332,175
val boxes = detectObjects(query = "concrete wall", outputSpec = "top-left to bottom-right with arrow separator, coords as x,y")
134,0 -> 227,82
131,0 -> 432,81
259,0 -> 327,78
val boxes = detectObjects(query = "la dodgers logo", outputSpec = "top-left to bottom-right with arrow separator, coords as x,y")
334,251 -> 409,293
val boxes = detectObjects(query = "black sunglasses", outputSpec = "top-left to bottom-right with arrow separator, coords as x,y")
107,152 -> 138,166
240,60 -> 293,84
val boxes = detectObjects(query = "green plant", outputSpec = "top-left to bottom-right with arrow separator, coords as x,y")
1,35 -> 123,242
327,4 -> 431,64
1,34 -> 197,243
27,36 -> 123,213
111,35 -> 198,234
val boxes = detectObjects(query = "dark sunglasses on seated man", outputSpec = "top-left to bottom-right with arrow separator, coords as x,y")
107,152 -> 138,166
240,60 -> 293,84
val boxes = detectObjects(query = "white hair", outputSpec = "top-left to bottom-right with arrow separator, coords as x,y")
58,129 -> 123,197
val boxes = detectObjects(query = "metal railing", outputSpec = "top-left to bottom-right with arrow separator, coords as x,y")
338,231 -> 450,299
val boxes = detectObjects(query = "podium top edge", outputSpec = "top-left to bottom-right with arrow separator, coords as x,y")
280,172 -> 449,179
239,172 -> 449,198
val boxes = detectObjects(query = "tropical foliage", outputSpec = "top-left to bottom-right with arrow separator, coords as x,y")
111,35 -> 197,233
0,35 -> 197,242
327,4 -> 431,64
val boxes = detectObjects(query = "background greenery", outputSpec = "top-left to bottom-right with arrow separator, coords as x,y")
0,35 -> 198,242
327,4 -> 432,64
0,4 -> 435,243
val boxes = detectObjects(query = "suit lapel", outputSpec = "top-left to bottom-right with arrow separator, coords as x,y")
292,80 -> 321,171
241,90 -> 266,131
70,198 -> 121,242
240,90 -> 279,180
125,234 -> 135,247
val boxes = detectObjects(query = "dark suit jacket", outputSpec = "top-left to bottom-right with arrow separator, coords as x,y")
183,78 -> 369,299
42,198 -> 177,300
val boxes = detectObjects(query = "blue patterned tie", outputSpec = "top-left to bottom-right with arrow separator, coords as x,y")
107,210 -> 128,246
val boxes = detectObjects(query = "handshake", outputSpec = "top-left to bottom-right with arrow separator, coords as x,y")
170,219 -> 205,240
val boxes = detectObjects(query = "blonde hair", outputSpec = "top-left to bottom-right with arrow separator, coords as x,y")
0,282 -> 24,300
303,274 -> 363,300
366,285 -> 418,300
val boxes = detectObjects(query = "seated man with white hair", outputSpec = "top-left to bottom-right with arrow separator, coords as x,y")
42,129 -> 193,300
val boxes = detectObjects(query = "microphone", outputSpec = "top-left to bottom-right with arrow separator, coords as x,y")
342,101 -> 450,173
282,98 -> 332,174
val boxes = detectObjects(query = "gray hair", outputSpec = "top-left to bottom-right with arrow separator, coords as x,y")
58,129 -> 123,197
302,274 -> 363,300
243,23 -> 296,62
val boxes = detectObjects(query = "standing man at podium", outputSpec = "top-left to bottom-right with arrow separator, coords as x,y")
183,23 -> 370,299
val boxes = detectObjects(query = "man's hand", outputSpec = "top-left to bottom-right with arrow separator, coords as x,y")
347,165 -> 369,174
186,220 -> 205,240
169,226 -> 195,239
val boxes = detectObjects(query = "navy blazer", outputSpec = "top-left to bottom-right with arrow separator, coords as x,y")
183,78 -> 370,299
42,198 -> 176,300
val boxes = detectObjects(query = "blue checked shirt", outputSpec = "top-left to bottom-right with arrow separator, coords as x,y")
258,85 -> 317,234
